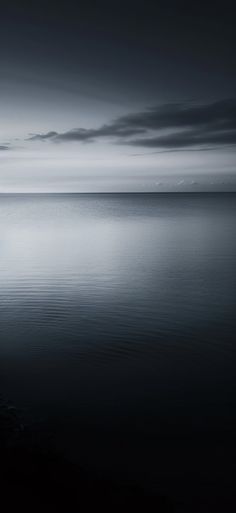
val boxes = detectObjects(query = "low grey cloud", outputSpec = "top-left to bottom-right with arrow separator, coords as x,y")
28,98 -> 236,151
0,145 -> 10,151
29,131 -> 59,141
29,125 -> 145,143
128,126 -> 236,149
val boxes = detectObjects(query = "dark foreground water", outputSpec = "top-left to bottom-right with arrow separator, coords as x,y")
0,193 -> 235,511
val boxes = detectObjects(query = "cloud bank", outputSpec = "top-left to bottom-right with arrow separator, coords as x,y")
28,99 -> 236,151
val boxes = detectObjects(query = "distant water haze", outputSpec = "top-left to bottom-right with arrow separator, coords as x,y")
0,193 -> 235,508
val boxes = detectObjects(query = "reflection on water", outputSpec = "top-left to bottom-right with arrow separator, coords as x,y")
0,193 -> 235,506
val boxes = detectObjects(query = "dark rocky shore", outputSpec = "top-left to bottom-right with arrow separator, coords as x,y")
0,397 -> 173,512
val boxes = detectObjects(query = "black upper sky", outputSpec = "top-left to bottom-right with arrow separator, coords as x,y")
1,0 -> 236,102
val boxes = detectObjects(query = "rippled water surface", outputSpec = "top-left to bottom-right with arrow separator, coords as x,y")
0,193 -> 235,506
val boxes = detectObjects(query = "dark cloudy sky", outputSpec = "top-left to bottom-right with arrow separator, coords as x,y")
0,0 -> 236,191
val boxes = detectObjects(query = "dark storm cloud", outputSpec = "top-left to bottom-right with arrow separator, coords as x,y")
28,99 -> 236,150
117,99 -> 236,131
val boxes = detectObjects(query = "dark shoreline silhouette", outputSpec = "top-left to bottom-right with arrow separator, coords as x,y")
1,396 -> 235,512
0,397 -> 173,512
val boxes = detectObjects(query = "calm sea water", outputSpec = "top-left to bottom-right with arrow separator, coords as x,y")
0,193 -> 235,509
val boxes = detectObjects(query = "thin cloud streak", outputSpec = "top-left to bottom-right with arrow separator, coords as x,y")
129,145 -> 236,156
